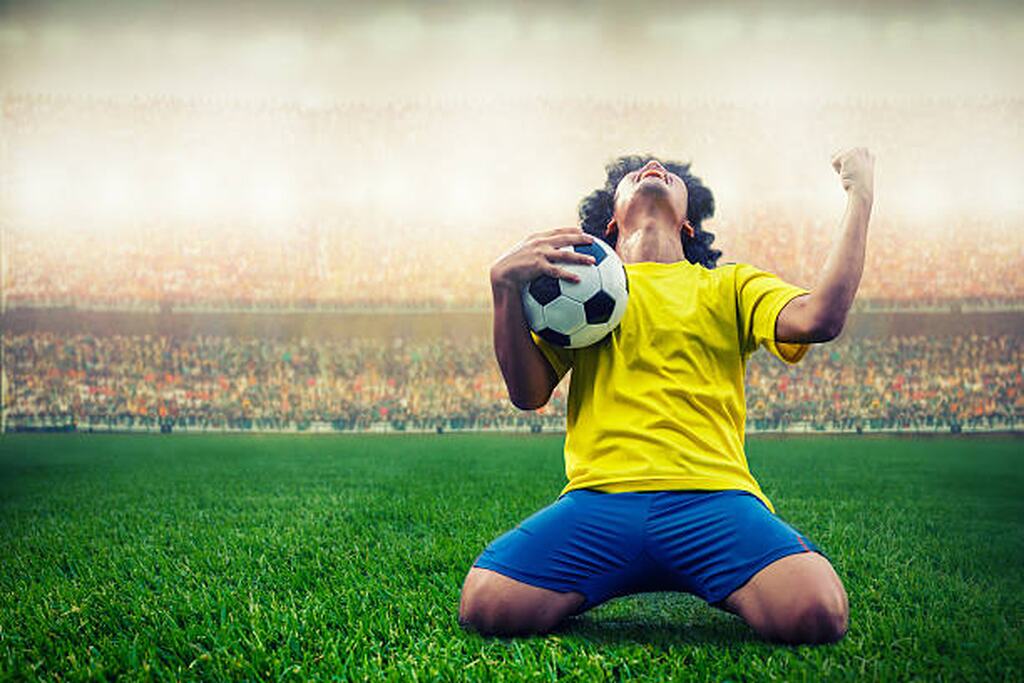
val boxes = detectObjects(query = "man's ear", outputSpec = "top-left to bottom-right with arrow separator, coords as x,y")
680,219 -> 695,239
605,218 -> 617,238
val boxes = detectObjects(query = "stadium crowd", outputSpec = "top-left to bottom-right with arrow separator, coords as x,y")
3,94 -> 1022,310
4,95 -> 1019,434
4,332 -> 1020,433
6,210 -> 1022,310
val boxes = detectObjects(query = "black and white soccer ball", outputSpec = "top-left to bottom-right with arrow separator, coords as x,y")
521,237 -> 629,349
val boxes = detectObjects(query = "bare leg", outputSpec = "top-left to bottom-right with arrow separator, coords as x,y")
459,567 -> 586,637
721,552 -> 849,645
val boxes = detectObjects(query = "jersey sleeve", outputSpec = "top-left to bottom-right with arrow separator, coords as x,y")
734,263 -> 812,364
529,330 -> 574,381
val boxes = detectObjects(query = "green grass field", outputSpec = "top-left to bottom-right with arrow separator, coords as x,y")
0,433 -> 1022,681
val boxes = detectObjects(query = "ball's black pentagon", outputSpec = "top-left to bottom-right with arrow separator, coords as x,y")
584,290 -> 616,324
573,241 -> 606,265
528,275 -> 561,305
537,327 -> 571,347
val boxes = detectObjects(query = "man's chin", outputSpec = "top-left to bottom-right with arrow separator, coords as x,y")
635,180 -> 673,198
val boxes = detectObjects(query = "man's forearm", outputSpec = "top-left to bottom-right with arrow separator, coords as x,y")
809,190 -> 873,336
491,281 -> 558,410
486,227 -> 593,409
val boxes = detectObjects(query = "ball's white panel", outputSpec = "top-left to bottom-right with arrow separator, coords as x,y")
520,285 -> 546,331
605,279 -> 629,330
597,254 -> 628,293
543,296 -> 587,335
595,247 -> 628,329
568,323 -> 610,349
558,248 -> 602,302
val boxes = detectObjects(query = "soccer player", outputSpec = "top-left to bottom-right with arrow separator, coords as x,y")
460,149 -> 875,644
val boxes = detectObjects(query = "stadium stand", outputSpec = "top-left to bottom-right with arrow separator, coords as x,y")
3,331 -> 1020,434
1,95 -> 1020,434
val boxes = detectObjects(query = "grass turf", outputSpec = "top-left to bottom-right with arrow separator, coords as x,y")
0,433 -> 1022,681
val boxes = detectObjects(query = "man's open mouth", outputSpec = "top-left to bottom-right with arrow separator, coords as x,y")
639,168 -> 667,183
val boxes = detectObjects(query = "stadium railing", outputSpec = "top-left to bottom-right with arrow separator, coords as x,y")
5,416 -> 1020,435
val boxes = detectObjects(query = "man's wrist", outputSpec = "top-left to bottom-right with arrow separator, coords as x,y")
847,186 -> 873,206
491,275 -> 519,299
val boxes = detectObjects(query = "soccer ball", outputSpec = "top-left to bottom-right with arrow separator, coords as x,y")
521,237 -> 629,349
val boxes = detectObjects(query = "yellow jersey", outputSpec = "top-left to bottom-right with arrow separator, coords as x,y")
530,260 -> 811,512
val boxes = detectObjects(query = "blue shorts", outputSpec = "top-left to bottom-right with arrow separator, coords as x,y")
473,489 -> 821,611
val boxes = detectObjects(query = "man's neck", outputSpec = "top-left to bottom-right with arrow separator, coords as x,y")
615,216 -> 685,265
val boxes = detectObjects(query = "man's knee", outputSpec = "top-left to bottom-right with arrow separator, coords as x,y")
458,572 -> 505,635
457,588 -> 492,634
730,553 -> 849,645
458,568 -> 579,637
782,582 -> 849,644
459,580 -> 549,637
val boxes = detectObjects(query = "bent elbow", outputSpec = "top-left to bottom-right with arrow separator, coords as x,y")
811,316 -> 845,342
509,392 -> 548,411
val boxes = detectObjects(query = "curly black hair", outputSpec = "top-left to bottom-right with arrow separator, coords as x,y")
578,154 -> 721,269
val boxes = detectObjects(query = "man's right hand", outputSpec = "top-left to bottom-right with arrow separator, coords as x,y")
489,227 -> 598,292
831,147 -> 874,201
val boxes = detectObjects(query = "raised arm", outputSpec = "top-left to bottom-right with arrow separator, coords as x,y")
776,147 -> 875,343
489,228 -> 596,410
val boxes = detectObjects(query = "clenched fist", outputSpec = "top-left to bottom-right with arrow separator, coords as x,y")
831,147 -> 874,199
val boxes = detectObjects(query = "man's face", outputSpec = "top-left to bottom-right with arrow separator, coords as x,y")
612,159 -> 689,230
